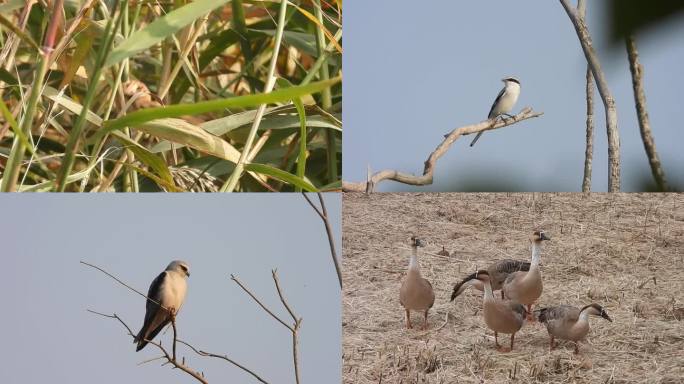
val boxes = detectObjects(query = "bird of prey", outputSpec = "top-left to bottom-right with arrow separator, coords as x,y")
134,260 -> 190,351
470,77 -> 521,147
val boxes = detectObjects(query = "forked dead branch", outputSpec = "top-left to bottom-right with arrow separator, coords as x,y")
88,309 -> 209,384
342,107 -> 543,192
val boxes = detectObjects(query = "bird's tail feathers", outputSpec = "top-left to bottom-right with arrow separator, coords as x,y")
134,329 -> 148,351
533,307 -> 548,323
469,132 -> 484,147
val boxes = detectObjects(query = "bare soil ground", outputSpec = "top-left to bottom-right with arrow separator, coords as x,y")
342,193 -> 683,384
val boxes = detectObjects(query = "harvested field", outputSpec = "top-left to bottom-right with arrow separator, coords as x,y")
342,193 -> 684,383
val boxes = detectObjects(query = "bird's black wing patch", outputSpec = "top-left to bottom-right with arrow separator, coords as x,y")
136,271 -> 166,341
145,271 -> 167,316
495,259 -> 531,274
488,87 -> 506,118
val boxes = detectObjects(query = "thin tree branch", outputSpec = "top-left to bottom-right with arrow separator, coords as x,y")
302,192 -> 324,220
231,271 -> 302,384
625,35 -> 669,191
291,324 -> 301,384
87,309 -> 135,336
171,311 -> 178,361
272,269 -> 298,324
578,0 -> 594,192
80,260 -> 168,311
178,340 -> 270,384
560,0 -> 621,192
91,309 -> 269,382
302,192 -> 343,288
342,107 -> 543,192
230,274 -> 293,332
88,311 -> 208,384
271,270 -> 302,384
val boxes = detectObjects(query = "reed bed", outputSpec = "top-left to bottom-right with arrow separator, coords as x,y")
0,1 -> 341,192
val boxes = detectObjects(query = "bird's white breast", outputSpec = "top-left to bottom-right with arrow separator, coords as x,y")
496,83 -> 520,115
159,271 -> 187,312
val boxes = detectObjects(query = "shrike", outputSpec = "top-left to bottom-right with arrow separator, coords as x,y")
470,77 -> 520,147
134,260 -> 190,351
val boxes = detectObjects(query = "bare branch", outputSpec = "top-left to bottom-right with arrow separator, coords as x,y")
560,0 -> 621,191
290,325 -> 301,384
271,270 -> 302,384
625,35 -> 669,191
87,309 -> 135,336
272,269 -> 299,324
230,274 -> 293,332
88,310 -> 208,384
80,260 -> 168,311
302,192 -> 324,220
342,107 -> 543,192
171,311 -> 178,361
177,340 -> 270,384
231,271 -> 302,384
302,192 -> 343,288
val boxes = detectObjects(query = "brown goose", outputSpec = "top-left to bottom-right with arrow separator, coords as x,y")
501,230 -> 550,317
450,259 -> 530,301
534,303 -> 612,354
399,236 -> 435,330
471,270 -> 527,352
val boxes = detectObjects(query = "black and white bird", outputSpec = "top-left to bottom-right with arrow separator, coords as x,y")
470,77 -> 521,147
134,260 -> 190,351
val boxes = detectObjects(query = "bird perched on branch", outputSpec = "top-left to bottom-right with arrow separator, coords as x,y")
470,77 -> 521,147
134,260 -> 190,351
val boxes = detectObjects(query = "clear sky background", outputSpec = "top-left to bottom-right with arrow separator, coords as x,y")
0,194 -> 341,383
343,1 -> 684,191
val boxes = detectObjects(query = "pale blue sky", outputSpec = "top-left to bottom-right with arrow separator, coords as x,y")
343,1 -> 684,191
0,194 -> 341,383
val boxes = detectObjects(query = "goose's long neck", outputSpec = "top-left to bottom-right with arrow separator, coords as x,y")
578,309 -> 591,325
408,247 -> 421,275
572,309 -> 592,336
530,241 -> 542,270
482,278 -> 494,302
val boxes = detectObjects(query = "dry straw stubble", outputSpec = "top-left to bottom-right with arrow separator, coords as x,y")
342,193 -> 683,383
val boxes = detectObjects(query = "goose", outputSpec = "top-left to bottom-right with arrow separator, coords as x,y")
399,236 -> 435,330
450,259 -> 531,301
501,230 -> 550,317
534,303 -> 612,354
470,270 -> 527,352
